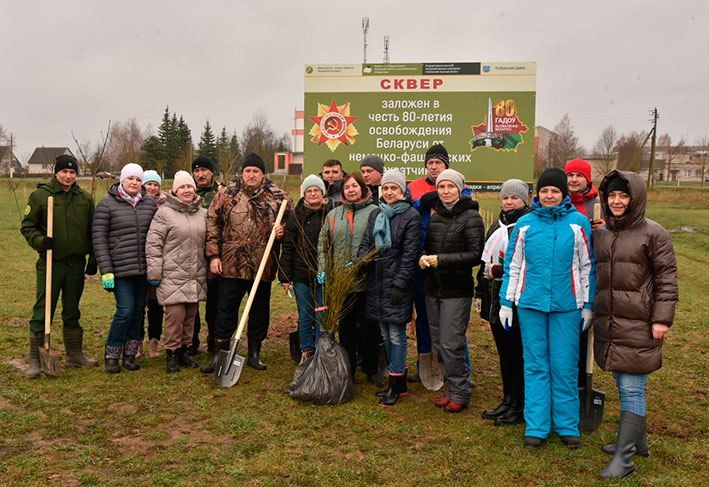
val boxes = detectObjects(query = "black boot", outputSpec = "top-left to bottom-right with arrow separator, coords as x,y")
379,375 -> 405,406
600,411 -> 646,479
27,332 -> 43,379
122,355 -> 141,371
64,327 -> 98,367
201,339 -> 229,374
178,346 -> 199,368
494,399 -> 524,426
483,395 -> 512,419
247,341 -> 267,370
105,345 -> 122,374
166,349 -> 180,373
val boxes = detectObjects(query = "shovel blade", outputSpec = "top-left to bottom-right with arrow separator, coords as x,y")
215,349 -> 245,388
39,348 -> 62,378
419,350 -> 444,391
289,330 -> 302,364
580,387 -> 606,432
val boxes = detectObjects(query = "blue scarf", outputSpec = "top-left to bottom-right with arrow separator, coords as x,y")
373,201 -> 409,251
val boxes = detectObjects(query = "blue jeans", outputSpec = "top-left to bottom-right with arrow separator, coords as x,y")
107,276 -> 148,353
613,372 -> 648,416
379,322 -> 407,375
293,281 -> 322,352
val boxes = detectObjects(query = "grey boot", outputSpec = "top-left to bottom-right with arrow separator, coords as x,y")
64,327 -> 98,367
27,332 -> 43,379
602,413 -> 650,456
600,411 -> 646,479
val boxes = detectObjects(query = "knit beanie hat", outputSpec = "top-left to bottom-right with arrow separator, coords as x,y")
54,154 -> 79,174
606,175 -> 629,195
192,155 -> 215,173
360,155 -> 385,174
172,170 -> 196,192
500,178 -> 529,202
425,144 -> 450,168
242,153 -> 265,173
301,174 -> 326,196
564,158 -> 592,183
536,167 -> 568,198
142,170 -> 162,187
380,169 -> 407,194
436,168 -> 465,192
120,163 -> 144,183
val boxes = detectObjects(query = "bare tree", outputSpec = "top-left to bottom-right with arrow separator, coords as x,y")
615,131 -> 647,172
547,114 -> 581,168
695,135 -> 709,186
241,110 -> 285,173
592,125 -> 618,176
71,121 -> 112,198
105,118 -> 150,172
0,123 -> 8,144
657,134 -> 687,182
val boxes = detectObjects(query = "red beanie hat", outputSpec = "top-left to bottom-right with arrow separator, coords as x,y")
564,158 -> 592,183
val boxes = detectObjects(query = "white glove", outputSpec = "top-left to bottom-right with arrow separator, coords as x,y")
499,306 -> 513,332
581,308 -> 593,332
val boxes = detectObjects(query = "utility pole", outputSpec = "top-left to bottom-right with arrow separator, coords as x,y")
383,35 -> 390,64
361,17 -> 369,63
646,107 -> 659,189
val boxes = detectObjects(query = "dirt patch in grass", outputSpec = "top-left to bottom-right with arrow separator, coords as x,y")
48,473 -> 81,486
268,313 -> 297,342
5,317 -> 26,328
6,357 -> 27,373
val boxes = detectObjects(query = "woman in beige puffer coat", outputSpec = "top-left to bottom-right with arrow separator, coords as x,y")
146,171 -> 208,373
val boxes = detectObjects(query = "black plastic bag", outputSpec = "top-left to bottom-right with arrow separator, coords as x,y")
289,332 -> 354,405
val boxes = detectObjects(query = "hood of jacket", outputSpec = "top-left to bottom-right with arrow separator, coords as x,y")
599,170 -> 647,231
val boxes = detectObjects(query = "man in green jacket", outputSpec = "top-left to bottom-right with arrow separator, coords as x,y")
20,155 -> 98,378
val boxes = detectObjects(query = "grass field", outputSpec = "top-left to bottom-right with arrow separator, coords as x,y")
0,178 -> 707,486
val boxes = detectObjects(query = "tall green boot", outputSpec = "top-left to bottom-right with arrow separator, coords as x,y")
64,327 -> 98,367
27,332 -> 43,379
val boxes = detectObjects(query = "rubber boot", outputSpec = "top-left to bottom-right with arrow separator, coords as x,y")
64,327 -> 98,367
27,332 -> 43,379
178,346 -> 199,369
602,412 -> 650,456
122,355 -> 141,371
105,345 -> 122,374
494,399 -> 524,426
148,338 -> 160,359
483,395 -> 512,419
166,349 -> 180,373
600,411 -> 646,479
201,339 -> 229,374
247,341 -> 267,370
379,375 -> 403,406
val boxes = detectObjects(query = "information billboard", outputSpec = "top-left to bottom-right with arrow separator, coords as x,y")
304,62 -> 536,187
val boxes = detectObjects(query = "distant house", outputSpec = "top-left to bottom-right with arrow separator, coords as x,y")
27,147 -> 76,176
0,146 -> 24,177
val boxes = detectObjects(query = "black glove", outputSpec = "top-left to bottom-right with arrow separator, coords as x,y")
420,190 -> 438,208
42,237 -> 54,250
85,260 -> 98,276
390,286 -> 407,306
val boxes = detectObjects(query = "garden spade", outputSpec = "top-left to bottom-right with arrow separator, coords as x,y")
39,196 -> 61,378
580,327 -> 605,431
215,199 -> 288,387
419,348 -> 444,391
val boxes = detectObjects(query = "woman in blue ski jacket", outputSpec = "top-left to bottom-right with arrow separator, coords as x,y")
499,167 -> 596,449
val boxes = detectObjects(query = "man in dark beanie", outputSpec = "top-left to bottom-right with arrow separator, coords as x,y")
203,153 -> 292,372
20,154 -> 98,378
360,154 -> 384,200
189,155 -> 222,355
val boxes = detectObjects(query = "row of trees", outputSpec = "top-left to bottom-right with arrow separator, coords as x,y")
70,107 -> 291,183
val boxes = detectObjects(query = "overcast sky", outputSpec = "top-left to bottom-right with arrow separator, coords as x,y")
2,0 -> 706,161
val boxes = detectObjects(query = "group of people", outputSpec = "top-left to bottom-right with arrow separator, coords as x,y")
21,145 -> 678,479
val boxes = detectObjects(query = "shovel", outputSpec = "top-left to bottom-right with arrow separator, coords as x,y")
39,196 -> 61,378
215,199 -> 289,387
419,348 -> 444,391
580,326 -> 605,431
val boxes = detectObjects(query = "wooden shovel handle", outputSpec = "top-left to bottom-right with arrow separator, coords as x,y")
232,199 -> 288,342
44,196 -> 54,349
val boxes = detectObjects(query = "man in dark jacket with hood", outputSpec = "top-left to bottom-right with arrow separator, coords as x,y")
21,155 -> 98,378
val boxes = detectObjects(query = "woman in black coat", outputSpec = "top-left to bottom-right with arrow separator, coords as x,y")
358,169 -> 422,406
420,169 -> 484,413
475,179 -> 530,425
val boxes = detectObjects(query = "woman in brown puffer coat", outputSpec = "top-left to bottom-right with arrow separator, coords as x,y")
146,171 -> 208,373
592,170 -> 678,479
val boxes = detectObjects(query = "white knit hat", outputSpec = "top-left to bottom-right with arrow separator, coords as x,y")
120,163 -> 144,183
172,170 -> 196,192
436,169 -> 465,192
301,174 -> 326,196
380,169 -> 407,193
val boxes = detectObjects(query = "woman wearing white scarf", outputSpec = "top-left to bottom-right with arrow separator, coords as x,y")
475,178 -> 530,425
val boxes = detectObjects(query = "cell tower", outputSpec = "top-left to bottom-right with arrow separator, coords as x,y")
383,35 -> 390,64
361,17 -> 369,63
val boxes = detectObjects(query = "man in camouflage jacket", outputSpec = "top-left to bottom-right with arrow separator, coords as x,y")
203,153 -> 292,371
